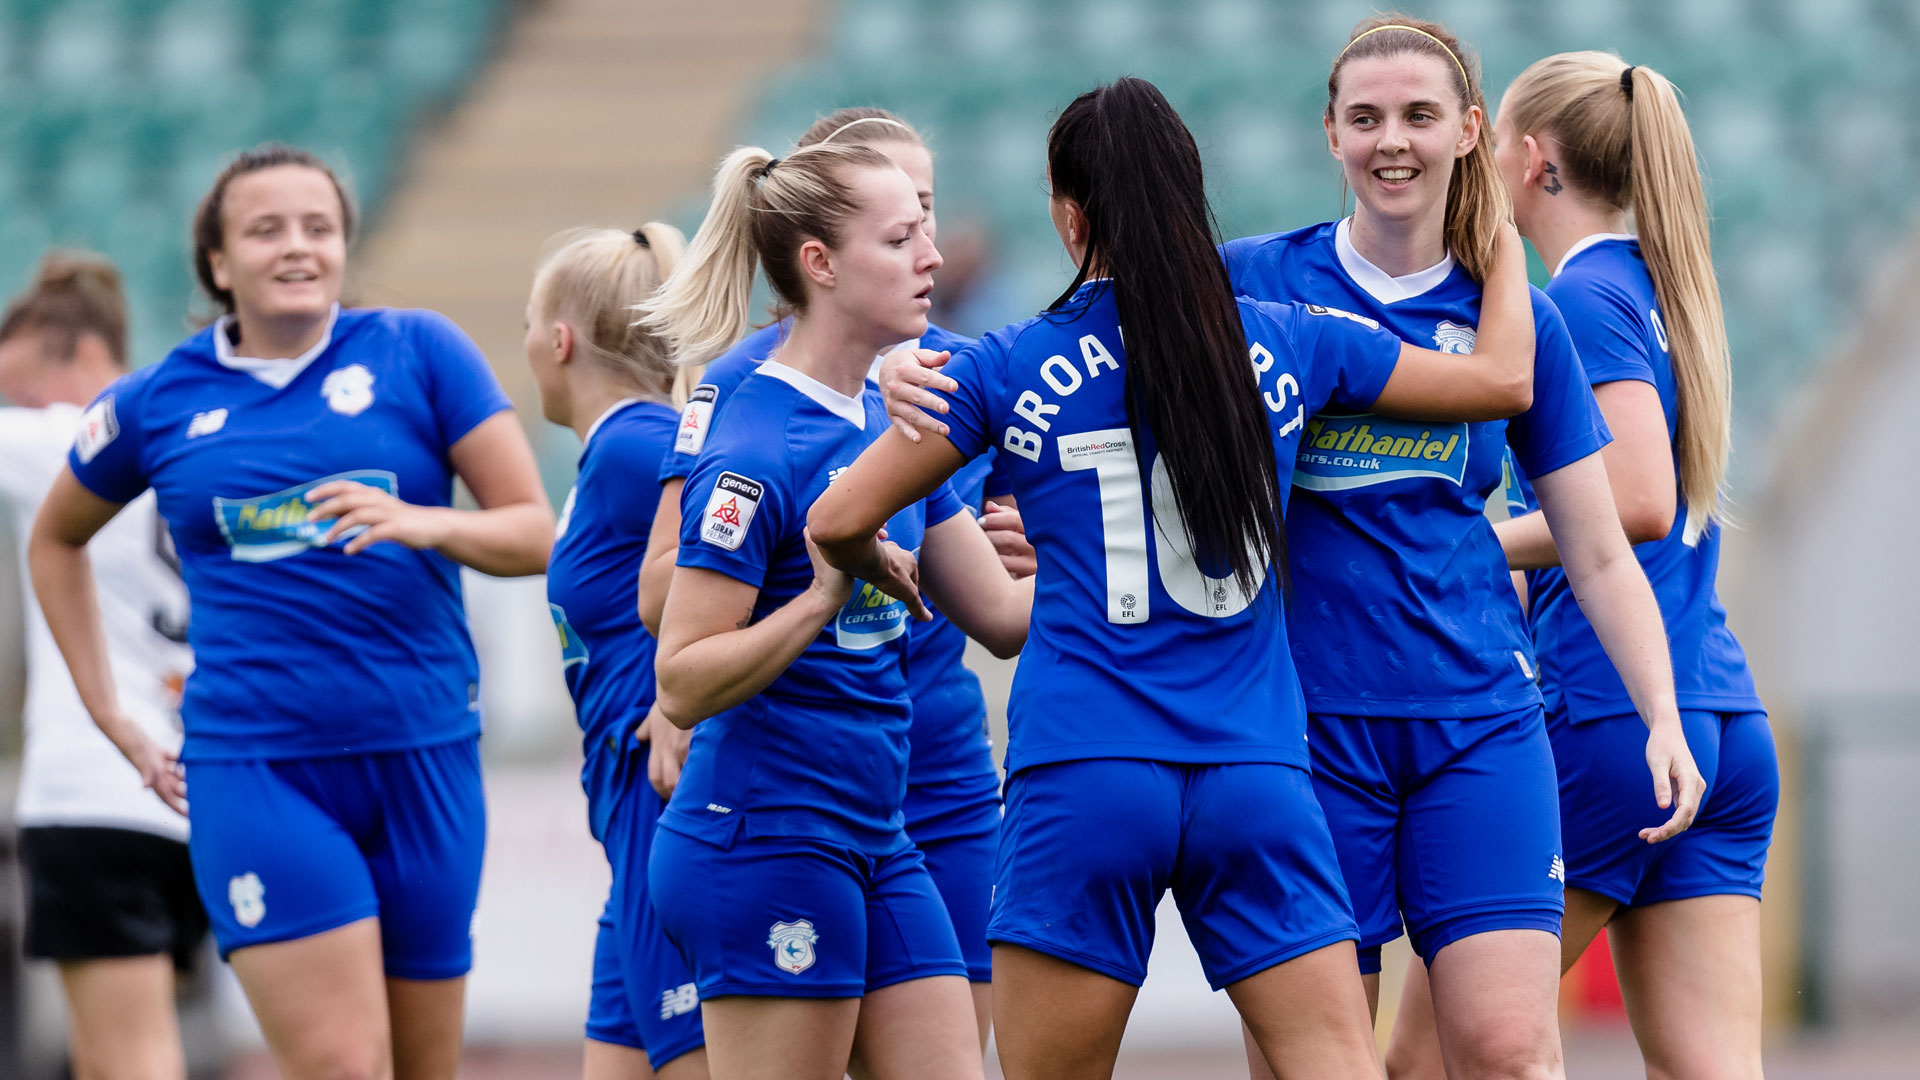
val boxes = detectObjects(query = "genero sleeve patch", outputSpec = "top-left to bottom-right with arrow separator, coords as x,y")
74,395 -> 119,464
699,471 -> 763,551
675,384 -> 718,457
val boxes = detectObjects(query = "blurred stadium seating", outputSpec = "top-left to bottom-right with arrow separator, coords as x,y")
730,0 -> 1920,470
0,0 -> 508,368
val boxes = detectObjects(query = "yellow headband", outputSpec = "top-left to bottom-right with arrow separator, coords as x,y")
1340,24 -> 1472,94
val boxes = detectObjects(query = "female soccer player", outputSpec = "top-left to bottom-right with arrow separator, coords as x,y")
638,140 -> 1029,1080
1390,53 -> 1777,1080
819,76 -> 1550,1080
1,252 -> 201,1080
1217,17 -> 1705,1079
29,145 -> 553,1080
526,222 -> 710,1079
637,107 -> 1011,1044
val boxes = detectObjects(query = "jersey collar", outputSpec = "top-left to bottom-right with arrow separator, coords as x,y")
758,360 -> 866,428
581,397 -> 645,449
1334,217 -> 1456,305
1552,232 -> 1638,278
212,304 -> 341,389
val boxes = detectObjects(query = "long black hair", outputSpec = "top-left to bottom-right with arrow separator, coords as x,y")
1047,77 -> 1285,598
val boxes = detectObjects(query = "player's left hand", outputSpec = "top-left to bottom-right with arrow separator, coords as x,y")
308,480 -> 447,555
1640,717 -> 1705,844
981,500 -> 1035,579
646,703 -> 693,799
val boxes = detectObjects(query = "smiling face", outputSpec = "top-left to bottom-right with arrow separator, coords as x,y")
1327,52 -> 1482,233
206,165 -> 347,329
808,164 -> 942,346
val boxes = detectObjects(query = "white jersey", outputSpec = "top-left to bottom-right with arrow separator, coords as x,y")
1,403 -> 192,839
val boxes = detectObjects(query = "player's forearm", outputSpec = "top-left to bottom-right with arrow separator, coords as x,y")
26,534 -> 125,730
429,501 -> 553,577
655,585 -> 840,728
1469,226 -> 1536,412
1493,510 -> 1561,571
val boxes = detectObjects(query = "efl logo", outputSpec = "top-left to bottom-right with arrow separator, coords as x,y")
699,472 -> 763,551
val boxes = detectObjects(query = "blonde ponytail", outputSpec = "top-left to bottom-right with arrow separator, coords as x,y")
1504,52 -> 1731,543
532,221 -> 689,405
1626,66 -> 1732,544
639,146 -> 773,369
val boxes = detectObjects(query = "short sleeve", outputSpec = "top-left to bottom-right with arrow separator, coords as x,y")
932,331 -> 1011,462
922,478 -> 967,529
674,431 -> 791,589
660,324 -> 784,483
1506,295 -> 1614,479
1265,301 -> 1402,415
67,376 -> 152,504
1548,274 -> 1656,388
409,310 -> 513,449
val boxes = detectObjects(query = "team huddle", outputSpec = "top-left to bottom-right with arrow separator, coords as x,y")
1,13 -> 1776,1080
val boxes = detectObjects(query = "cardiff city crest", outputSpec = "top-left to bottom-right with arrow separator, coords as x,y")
768,919 -> 820,974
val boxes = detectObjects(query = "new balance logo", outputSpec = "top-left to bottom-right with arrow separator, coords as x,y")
1548,855 -> 1566,883
187,408 -> 228,438
659,982 -> 698,1019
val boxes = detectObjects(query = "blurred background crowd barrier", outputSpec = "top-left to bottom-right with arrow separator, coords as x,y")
1,0 -> 1916,1075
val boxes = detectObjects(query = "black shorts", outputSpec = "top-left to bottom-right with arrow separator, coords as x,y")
19,826 -> 209,968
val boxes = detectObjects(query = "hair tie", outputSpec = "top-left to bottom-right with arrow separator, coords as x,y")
1341,24 -> 1471,93
1620,66 -> 1636,98
631,228 -> 650,247
762,157 -> 781,176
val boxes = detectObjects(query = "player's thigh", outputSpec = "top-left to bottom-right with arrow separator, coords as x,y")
1383,960 -> 1446,1080
386,976 -> 466,1080
1172,762 -> 1360,991
1307,715 -> 1407,964
227,918 -> 392,1080
601,785 -> 705,1071
849,975 -> 984,1080
57,955 -> 184,1080
1424,929 -> 1563,1080
366,738 -> 488,982
989,944 -> 1136,1080
1226,940 -> 1380,1080
584,1039 -> 658,1080
698,996 -> 860,1080
903,777 -> 998,988
1560,887 -> 1620,974
1608,895 -> 1763,1080
987,760 -> 1180,987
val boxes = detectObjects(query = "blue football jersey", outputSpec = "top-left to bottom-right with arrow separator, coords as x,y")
67,307 -> 512,760
666,362 -> 968,853
1525,236 -> 1761,720
1222,218 -> 1611,718
662,320 -> 995,786
936,279 -> 1402,773
548,399 -> 679,842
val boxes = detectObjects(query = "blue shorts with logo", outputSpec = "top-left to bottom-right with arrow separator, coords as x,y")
585,774 -> 705,1067
1309,708 -> 1565,973
989,759 -> 1357,991
184,736 -> 486,979
649,827 -> 967,1000
903,770 -> 1000,983
1552,709 -> 1776,907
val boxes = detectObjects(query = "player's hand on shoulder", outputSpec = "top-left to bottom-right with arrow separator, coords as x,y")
878,347 -> 955,443
307,479 -> 448,555
981,500 -> 1035,579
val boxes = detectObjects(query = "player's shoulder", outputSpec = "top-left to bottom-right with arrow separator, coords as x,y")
1221,221 -> 1339,275
921,321 -> 977,354
702,320 -> 788,393
1548,242 -> 1652,314
594,400 -> 678,459
338,306 -> 469,357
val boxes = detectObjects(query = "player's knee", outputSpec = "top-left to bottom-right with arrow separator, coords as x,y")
1645,1043 -> 1762,1080
281,1042 -> 392,1080
1443,1018 -> 1560,1080
1383,1037 -> 1448,1080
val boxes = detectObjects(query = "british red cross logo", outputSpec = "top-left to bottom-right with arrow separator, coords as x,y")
712,496 -> 741,526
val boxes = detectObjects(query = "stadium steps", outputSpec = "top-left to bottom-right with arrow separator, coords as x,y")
353,0 -> 825,409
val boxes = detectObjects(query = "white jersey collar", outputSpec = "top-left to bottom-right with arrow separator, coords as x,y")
1334,217 -> 1455,305
759,360 -> 867,428
1552,232 -> 1639,279
213,304 -> 341,389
